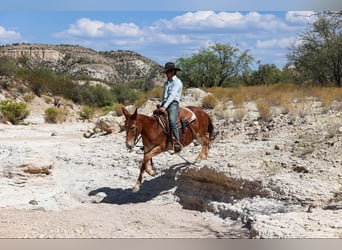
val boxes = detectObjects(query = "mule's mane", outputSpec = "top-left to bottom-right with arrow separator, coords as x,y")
136,113 -> 156,123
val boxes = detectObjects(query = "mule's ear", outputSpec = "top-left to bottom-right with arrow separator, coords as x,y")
131,108 -> 138,119
121,107 -> 130,119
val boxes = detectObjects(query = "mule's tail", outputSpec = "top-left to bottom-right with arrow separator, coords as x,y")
207,116 -> 215,142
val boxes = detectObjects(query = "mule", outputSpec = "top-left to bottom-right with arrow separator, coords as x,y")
121,106 -> 214,192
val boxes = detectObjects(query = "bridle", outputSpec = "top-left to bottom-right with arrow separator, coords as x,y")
125,119 -> 142,149
133,133 -> 142,148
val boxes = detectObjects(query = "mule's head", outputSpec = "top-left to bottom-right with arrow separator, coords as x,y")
122,107 -> 140,150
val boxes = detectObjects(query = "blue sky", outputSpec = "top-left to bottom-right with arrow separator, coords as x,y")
0,1 -> 340,68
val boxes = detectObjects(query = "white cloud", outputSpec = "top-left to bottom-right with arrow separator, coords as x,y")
285,11 -> 317,24
57,18 -> 141,38
156,11 -> 289,32
256,37 -> 295,49
0,26 -> 22,43
54,11 -> 308,67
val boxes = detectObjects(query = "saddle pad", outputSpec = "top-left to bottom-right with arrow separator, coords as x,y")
177,107 -> 196,124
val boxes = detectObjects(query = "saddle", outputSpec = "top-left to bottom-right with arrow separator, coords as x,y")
153,106 -> 197,144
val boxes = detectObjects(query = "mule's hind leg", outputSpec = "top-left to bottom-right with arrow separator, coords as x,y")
196,132 -> 210,161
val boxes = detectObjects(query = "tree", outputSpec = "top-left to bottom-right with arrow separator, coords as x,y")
287,12 -> 342,87
177,43 -> 253,87
248,62 -> 282,85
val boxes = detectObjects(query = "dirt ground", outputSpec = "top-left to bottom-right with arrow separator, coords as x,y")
0,94 -> 341,238
0,111 -> 248,238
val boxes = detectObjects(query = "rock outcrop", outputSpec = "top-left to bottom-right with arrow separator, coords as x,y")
0,43 -> 164,87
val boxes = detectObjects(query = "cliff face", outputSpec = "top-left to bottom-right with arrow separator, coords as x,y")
0,43 -> 164,86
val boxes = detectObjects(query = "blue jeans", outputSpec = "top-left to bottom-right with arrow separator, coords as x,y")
167,103 -> 179,141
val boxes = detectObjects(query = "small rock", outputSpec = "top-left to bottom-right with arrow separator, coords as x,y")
293,166 -> 309,173
29,200 -> 38,205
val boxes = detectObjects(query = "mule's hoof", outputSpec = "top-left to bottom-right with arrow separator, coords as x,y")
132,185 -> 140,193
146,169 -> 155,176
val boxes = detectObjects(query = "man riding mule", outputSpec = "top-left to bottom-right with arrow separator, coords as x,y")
121,104 -> 214,192
159,62 -> 184,153
121,61 -> 214,192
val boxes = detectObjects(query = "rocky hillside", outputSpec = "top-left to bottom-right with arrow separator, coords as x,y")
0,43 -> 164,87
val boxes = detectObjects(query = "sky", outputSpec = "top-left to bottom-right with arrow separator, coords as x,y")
0,1 -> 340,69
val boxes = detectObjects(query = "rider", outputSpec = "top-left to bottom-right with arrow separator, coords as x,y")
159,62 -> 183,153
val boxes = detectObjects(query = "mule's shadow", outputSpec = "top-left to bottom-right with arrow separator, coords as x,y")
88,162 -> 190,205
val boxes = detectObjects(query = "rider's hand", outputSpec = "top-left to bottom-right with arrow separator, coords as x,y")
159,107 -> 166,113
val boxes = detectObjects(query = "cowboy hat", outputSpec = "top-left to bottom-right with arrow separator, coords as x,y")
164,62 -> 181,72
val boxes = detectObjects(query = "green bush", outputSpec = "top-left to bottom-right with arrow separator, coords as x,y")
111,84 -> 139,105
44,107 -> 58,123
0,100 -> 30,125
79,84 -> 115,107
78,105 -> 94,120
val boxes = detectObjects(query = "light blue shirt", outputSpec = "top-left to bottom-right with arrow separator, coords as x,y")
161,75 -> 183,109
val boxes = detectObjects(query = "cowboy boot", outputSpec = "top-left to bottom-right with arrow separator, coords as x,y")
173,140 -> 183,153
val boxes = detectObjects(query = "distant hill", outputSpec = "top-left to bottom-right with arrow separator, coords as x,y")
0,43 -> 164,88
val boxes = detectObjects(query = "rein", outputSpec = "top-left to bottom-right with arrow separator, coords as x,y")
133,133 -> 142,148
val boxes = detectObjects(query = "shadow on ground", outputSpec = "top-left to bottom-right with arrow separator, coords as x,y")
88,162 -> 189,205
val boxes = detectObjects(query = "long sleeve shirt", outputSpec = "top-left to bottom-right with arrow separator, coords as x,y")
161,75 -> 183,109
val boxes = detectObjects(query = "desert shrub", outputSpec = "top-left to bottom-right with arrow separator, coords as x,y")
113,103 -> 124,116
231,91 -> 247,108
256,98 -> 272,121
133,86 -> 163,108
201,94 -> 218,109
111,84 -> 139,105
0,100 -> 30,125
148,86 -> 163,99
79,84 -> 115,107
44,107 -> 58,123
0,57 -> 18,76
23,93 -> 35,103
100,102 -> 125,116
232,108 -> 247,122
78,105 -> 94,121
278,95 -> 293,115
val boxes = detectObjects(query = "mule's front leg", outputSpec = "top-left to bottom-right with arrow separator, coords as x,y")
132,163 -> 145,192
144,146 -> 163,176
132,146 -> 162,192
132,155 -> 155,192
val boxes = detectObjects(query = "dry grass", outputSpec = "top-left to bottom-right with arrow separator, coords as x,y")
205,84 -> 342,120
232,108 -> 247,122
201,94 -> 218,109
255,98 -> 272,121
